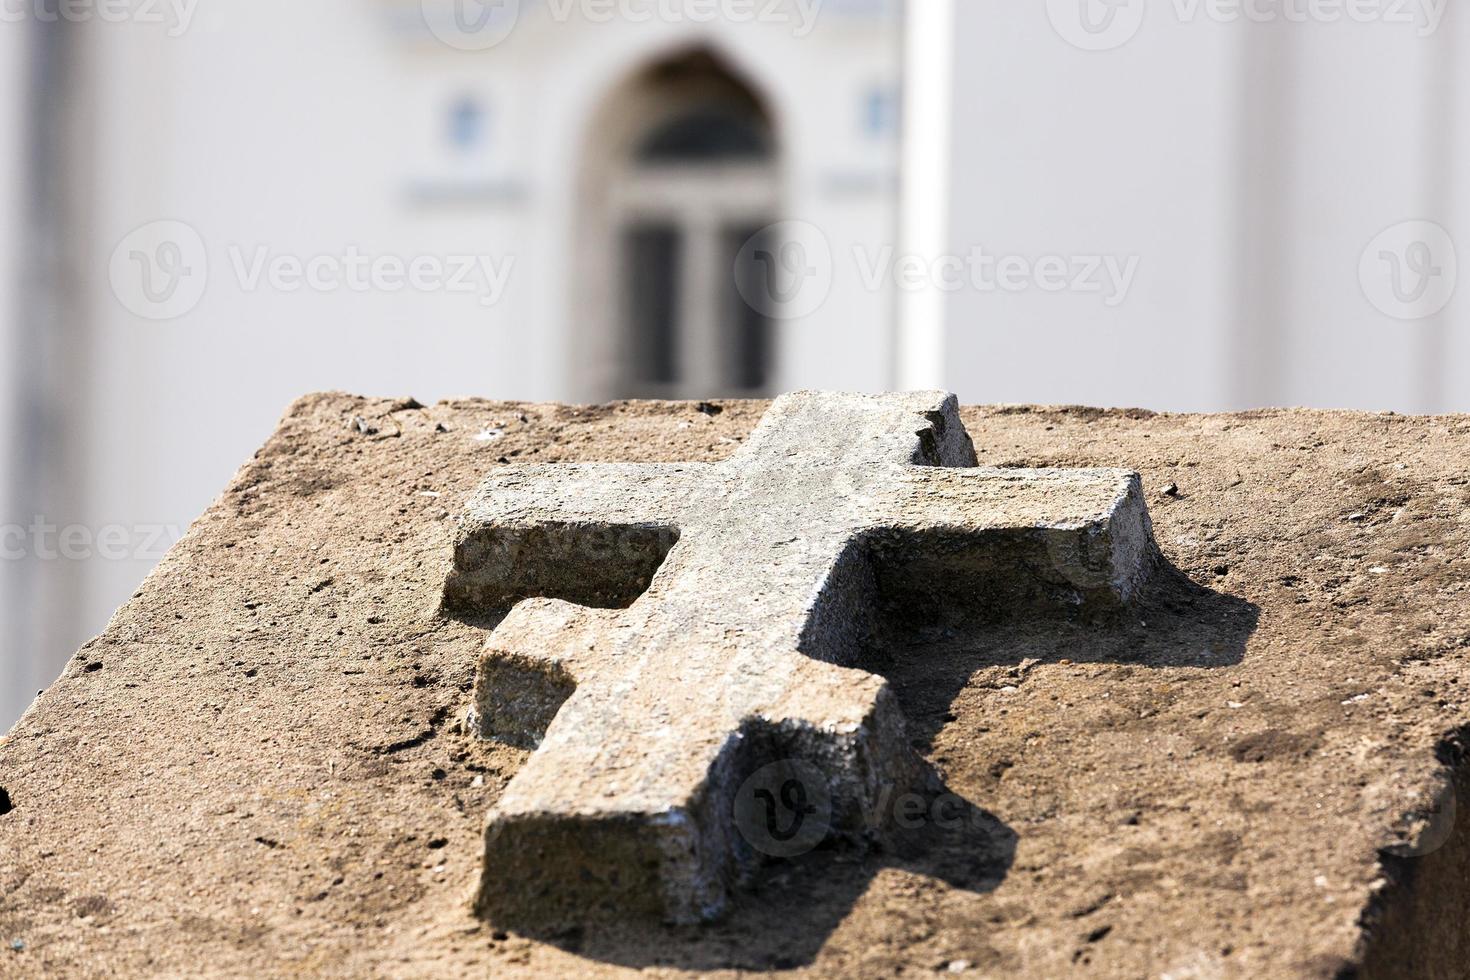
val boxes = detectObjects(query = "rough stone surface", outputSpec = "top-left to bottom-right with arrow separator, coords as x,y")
2,394 -> 1470,978
446,391 -> 1159,927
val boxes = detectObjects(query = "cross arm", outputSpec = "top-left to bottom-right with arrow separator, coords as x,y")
443,463 -> 710,613
870,467 -> 1159,612
472,598 -> 625,749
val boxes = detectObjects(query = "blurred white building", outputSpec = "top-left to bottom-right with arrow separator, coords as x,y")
910,1 -> 1468,413
1,0 -> 1467,729
0,0 -> 904,727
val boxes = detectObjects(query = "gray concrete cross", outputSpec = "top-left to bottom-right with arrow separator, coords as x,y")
443,391 -> 1159,928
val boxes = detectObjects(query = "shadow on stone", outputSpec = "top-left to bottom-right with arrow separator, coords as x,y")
497,771 -> 1016,972
866,559 -> 1260,753
489,561 -> 1256,971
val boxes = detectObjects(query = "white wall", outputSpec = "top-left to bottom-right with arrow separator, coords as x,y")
1422,5 -> 1470,406
0,19 -> 32,725
935,2 -> 1465,412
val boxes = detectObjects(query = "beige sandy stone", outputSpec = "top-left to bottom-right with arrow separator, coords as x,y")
2,395 -> 1469,978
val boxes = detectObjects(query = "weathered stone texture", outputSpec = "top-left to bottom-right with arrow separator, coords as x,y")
1,395 -> 1469,978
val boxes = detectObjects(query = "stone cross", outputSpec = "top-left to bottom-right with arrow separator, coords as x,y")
443,391 -> 1159,928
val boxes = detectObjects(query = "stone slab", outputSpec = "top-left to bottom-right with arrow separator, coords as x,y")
1,395 -> 1469,978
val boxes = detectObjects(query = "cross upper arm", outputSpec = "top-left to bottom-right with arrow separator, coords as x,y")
864,466 -> 1157,610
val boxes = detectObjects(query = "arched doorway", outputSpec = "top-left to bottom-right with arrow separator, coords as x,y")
573,48 -> 780,400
